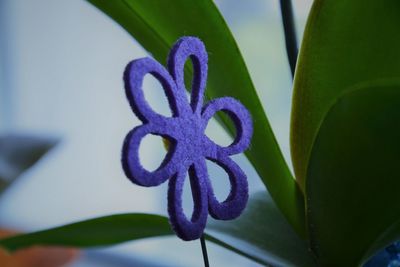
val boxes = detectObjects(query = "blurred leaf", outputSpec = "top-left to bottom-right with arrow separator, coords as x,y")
0,228 -> 78,267
0,192 -> 315,266
291,0 -> 400,189
306,84 -> 400,266
0,134 -> 58,194
0,214 -> 172,252
87,0 -> 305,235
207,191 -> 316,267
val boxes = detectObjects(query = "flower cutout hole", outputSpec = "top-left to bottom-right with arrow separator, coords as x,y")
138,134 -> 173,172
205,111 -> 235,147
184,56 -> 204,112
206,159 -> 231,202
181,171 -> 194,220
142,74 -> 172,117
183,59 -> 194,93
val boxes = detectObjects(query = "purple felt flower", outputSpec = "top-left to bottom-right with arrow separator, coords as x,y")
122,37 -> 253,241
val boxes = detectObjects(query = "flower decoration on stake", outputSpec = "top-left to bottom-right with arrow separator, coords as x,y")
122,36 -> 253,241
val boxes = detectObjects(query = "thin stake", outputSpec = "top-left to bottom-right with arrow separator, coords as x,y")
200,235 -> 210,267
279,0 -> 298,78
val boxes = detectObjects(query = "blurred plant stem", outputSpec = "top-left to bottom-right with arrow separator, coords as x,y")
279,0 -> 298,77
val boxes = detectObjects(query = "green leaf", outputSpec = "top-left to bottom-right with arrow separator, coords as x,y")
0,134 -> 58,194
291,0 -> 400,190
86,0 -> 305,236
0,192 -> 315,266
306,84 -> 400,266
207,191 -> 316,267
0,214 -> 172,251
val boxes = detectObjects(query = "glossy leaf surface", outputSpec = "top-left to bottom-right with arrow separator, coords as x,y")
291,0 -> 400,189
306,85 -> 400,266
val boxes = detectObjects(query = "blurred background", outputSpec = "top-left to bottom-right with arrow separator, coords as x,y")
0,0 -> 312,266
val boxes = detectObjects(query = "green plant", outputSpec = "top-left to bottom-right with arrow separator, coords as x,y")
1,1 -> 400,266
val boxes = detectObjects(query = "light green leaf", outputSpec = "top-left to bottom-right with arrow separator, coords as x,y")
0,134 -> 58,194
306,84 -> 400,266
86,0 -> 305,235
291,0 -> 400,190
0,192 -> 315,266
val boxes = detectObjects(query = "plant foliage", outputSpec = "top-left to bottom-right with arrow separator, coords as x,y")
2,0 -> 400,266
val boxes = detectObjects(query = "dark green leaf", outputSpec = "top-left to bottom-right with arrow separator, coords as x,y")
0,213 -> 172,251
291,0 -> 400,190
207,191 -> 316,267
306,84 -> 400,266
86,0 -> 305,235
0,134 -> 58,194
0,192 -> 314,266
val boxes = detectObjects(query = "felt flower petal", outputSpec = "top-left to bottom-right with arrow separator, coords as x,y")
206,156 -> 249,220
122,123 -> 178,187
201,97 -> 253,156
124,58 -> 189,122
168,164 -> 208,241
167,37 -> 208,114
122,36 -> 253,241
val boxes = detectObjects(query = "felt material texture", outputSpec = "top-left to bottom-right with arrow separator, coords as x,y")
122,37 -> 253,241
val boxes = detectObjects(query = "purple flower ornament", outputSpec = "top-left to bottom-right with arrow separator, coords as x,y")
122,37 -> 253,241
